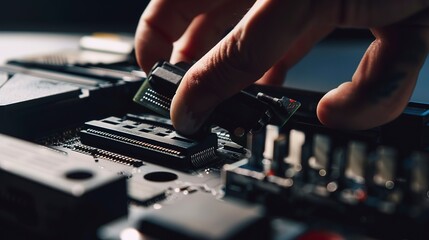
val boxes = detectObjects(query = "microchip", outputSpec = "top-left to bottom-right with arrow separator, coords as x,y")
133,61 -> 301,144
133,62 -> 186,117
80,115 -> 218,170
139,192 -> 269,240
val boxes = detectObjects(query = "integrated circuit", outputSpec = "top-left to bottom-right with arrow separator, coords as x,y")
133,61 -> 186,117
80,115 -> 218,170
133,61 -> 301,144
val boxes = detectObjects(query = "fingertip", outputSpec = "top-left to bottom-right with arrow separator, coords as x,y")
315,95 -> 332,128
170,94 -> 190,135
316,87 -> 353,129
316,83 -> 406,131
134,33 -> 149,72
170,93 -> 200,135
170,72 -> 214,135
316,85 -> 378,130
135,22 -> 173,73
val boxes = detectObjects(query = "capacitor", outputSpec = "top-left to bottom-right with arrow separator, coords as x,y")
285,129 -> 305,173
271,134 -> 289,177
263,124 -> 280,161
372,146 -> 397,189
308,134 -> 331,177
345,141 -> 367,184
246,129 -> 266,169
409,151 -> 429,196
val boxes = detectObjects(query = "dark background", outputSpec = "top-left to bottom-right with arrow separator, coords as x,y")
1,0 -> 150,33
0,0 -> 372,38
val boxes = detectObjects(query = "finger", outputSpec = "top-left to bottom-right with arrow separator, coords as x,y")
257,4 -> 429,86
256,23 -> 334,86
134,0 -> 227,72
171,0 -> 320,134
317,24 -> 429,130
171,0 -> 255,63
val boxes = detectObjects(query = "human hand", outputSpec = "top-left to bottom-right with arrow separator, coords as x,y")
135,0 -> 429,135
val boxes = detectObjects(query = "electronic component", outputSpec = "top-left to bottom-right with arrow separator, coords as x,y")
263,125 -> 280,160
0,134 -> 127,239
0,66 -> 142,140
8,60 -> 141,83
73,144 -> 144,167
128,181 -> 169,207
272,134 -> 289,176
80,115 -> 218,170
222,142 -> 246,154
246,130 -> 266,170
0,73 -> 81,105
133,61 -> 301,144
407,152 -> 429,203
133,62 -> 186,117
139,192 -> 269,240
3,47 -> 429,240
223,126 -> 429,239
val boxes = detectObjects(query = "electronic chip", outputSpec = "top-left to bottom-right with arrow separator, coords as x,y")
80,115 -> 218,170
133,61 -> 301,144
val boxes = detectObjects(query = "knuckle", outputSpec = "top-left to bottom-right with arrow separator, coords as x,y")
221,30 -> 267,79
182,32 -> 265,104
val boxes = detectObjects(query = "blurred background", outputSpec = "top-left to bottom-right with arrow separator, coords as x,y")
0,0 -> 373,37
0,0 -> 149,33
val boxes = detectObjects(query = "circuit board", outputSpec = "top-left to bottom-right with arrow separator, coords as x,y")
1,51 -> 429,240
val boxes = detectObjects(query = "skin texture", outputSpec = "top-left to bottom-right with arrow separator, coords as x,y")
135,0 -> 429,135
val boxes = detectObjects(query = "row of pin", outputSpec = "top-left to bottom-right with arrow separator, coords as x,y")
85,129 -> 182,156
39,128 -> 81,146
147,88 -> 172,102
145,90 -> 171,107
191,147 -> 217,168
73,144 -> 142,166
142,95 -> 171,111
